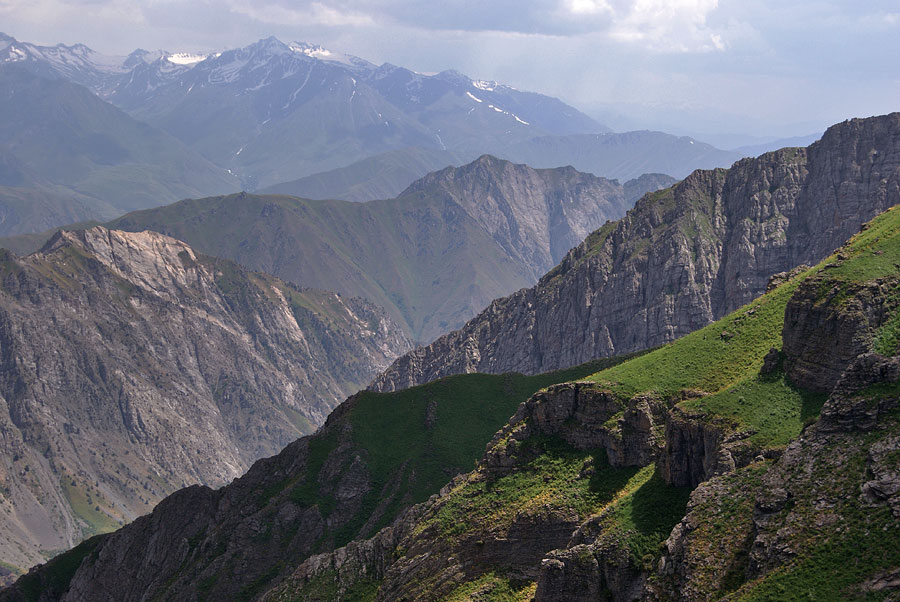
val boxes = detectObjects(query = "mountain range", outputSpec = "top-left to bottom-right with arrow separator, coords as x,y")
1,32 -> 741,201
6,113 -> 900,600
1,157 -> 674,343
0,27 -> 897,602
0,227 -> 408,575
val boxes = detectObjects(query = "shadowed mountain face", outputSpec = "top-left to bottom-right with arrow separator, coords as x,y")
0,227 -> 409,575
0,65 -> 239,235
372,113 -> 900,392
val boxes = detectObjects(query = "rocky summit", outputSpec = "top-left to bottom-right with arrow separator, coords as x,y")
372,113 -> 900,392
0,227 -> 409,576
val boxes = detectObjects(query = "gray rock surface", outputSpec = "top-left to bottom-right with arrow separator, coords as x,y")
0,227 -> 409,574
783,277 -> 900,392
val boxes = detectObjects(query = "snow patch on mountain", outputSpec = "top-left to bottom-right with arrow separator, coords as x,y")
288,41 -> 369,69
167,53 -> 208,66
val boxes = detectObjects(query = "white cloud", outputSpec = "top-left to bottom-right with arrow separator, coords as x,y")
563,0 -> 725,52
566,0 -> 612,15
226,0 -> 375,28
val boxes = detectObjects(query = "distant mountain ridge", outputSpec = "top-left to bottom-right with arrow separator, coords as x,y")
372,113 -> 900,391
102,36 -> 609,187
0,157 -> 675,343
257,147 -> 460,202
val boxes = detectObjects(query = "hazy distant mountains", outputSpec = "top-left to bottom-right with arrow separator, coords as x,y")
0,66 -> 238,235
103,36 -> 613,188
5,158 -> 675,342
258,147 -> 459,202
1,32 -> 740,205
731,132 -> 822,156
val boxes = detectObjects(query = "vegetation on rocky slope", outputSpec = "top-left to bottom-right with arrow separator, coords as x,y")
272,204 -> 900,601
0,354 -> 639,601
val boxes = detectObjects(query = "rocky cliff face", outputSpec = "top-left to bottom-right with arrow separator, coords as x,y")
0,227 -> 409,575
651,353 -> 900,601
783,275 -> 900,392
372,113 -> 900,391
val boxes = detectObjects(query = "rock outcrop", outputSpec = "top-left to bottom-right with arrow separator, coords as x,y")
372,113 -> 900,391
483,382 -> 667,472
0,227 -> 409,575
652,353 -> 900,600
783,276 -> 900,392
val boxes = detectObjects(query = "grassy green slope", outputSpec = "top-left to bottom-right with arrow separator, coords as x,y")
586,268 -> 826,448
587,203 -> 900,447
288,355 -> 643,551
377,207 -> 900,600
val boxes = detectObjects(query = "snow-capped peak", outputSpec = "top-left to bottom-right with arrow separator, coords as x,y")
4,45 -> 25,61
288,41 -> 373,70
289,41 -> 332,60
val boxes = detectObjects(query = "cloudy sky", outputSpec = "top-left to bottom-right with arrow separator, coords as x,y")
2,0 -> 898,145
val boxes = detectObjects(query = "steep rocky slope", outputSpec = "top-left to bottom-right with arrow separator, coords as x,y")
73,156 -> 665,343
0,227 -> 408,576
372,112 -> 900,391
261,199 -> 900,601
